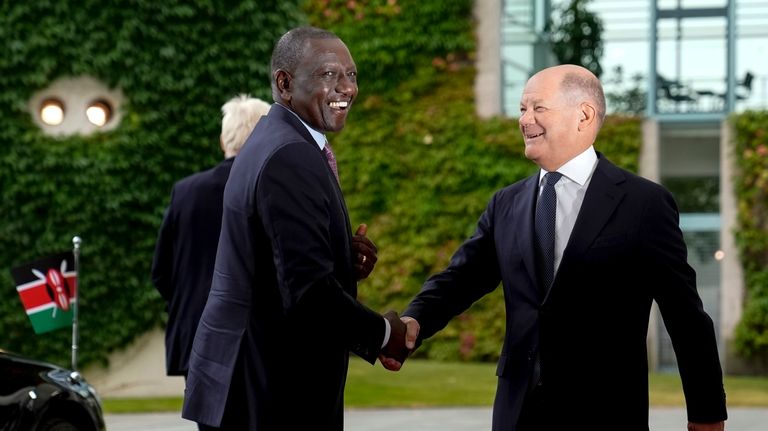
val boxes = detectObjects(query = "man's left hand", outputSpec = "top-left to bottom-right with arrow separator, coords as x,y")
352,224 -> 377,280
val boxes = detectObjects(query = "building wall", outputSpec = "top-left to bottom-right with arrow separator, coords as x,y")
719,121 -> 749,374
83,328 -> 184,398
482,0 -> 750,372
640,119 -> 662,371
474,0 -> 503,118
640,118 -> 747,373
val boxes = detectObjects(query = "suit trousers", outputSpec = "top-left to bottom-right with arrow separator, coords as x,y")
516,385 -> 548,430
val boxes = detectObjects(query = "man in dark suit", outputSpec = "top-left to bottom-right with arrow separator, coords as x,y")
151,94 -> 271,378
383,65 -> 727,430
182,27 -> 408,431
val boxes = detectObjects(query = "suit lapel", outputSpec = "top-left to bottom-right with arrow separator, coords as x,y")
514,175 -> 540,287
558,156 -> 626,278
271,103 -> 317,145
272,104 -> 356,291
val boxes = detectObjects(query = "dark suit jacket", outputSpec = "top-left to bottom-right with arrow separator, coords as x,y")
151,157 -> 234,376
182,104 -> 385,430
405,154 -> 726,430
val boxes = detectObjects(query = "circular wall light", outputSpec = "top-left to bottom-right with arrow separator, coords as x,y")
40,98 -> 65,126
86,99 -> 113,127
714,250 -> 725,261
29,76 -> 124,137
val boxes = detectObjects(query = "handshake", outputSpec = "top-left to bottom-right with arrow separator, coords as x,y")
380,311 -> 420,371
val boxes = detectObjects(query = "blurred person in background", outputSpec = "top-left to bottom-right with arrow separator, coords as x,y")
151,94 -> 271,382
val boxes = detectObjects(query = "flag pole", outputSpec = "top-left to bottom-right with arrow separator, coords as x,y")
71,236 -> 81,371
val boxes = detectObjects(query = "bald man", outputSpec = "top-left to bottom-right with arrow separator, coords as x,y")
384,65 -> 727,430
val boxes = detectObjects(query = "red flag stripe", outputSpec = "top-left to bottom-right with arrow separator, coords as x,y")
16,275 -> 77,310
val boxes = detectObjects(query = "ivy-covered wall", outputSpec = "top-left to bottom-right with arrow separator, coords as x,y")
304,1 -> 643,361
0,0 -> 304,366
1,0 -> 645,367
731,112 -> 768,362
328,67 -> 642,362
303,0 -> 475,94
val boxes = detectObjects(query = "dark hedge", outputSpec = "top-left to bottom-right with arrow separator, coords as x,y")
0,0 -> 645,367
0,0 -> 304,366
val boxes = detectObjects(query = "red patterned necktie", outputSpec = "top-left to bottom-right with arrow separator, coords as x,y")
323,141 -> 339,183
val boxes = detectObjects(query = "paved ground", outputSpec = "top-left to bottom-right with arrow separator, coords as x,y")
105,407 -> 768,430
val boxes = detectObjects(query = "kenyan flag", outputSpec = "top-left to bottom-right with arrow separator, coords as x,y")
11,252 -> 77,334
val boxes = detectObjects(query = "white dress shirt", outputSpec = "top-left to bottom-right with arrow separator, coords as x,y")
537,146 -> 598,274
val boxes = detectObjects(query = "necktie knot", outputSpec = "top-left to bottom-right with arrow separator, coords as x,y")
544,171 -> 563,187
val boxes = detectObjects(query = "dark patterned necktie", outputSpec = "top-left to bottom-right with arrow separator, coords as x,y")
323,141 -> 339,183
531,171 -> 562,389
535,171 -> 563,291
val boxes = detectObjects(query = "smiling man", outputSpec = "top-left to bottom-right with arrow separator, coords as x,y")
385,64 -> 727,430
181,27 -> 408,431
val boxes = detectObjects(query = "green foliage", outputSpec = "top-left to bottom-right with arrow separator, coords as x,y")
303,0 -> 475,94
0,0 -> 642,367
303,0 -> 506,361
594,115 -> 642,173
304,0 -> 640,362
731,112 -> 768,360
663,177 -> 719,213
337,68 -> 530,361
0,1 -> 305,366
548,0 -> 604,77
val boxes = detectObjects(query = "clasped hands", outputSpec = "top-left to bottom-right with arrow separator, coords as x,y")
380,311 -> 420,371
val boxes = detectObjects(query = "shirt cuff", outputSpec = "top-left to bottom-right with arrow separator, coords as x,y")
381,316 -> 391,348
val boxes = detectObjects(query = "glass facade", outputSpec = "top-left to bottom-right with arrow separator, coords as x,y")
657,122 -> 722,370
656,15 -> 729,114
501,0 -> 768,116
501,0 -> 554,113
658,228 -> 721,371
498,0 -> 765,372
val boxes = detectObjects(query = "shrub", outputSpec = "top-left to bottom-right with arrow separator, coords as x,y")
0,0 -> 304,366
731,112 -> 768,360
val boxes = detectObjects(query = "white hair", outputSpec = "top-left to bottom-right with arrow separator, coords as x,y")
220,94 -> 271,156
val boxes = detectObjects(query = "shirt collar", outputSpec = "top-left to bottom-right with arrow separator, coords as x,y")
275,103 -> 327,149
538,145 -> 598,186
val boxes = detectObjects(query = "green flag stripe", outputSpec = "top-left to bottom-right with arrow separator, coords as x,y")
27,307 -> 74,334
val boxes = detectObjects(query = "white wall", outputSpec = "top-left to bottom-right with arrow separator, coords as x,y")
83,327 -> 184,398
474,0 -> 502,118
